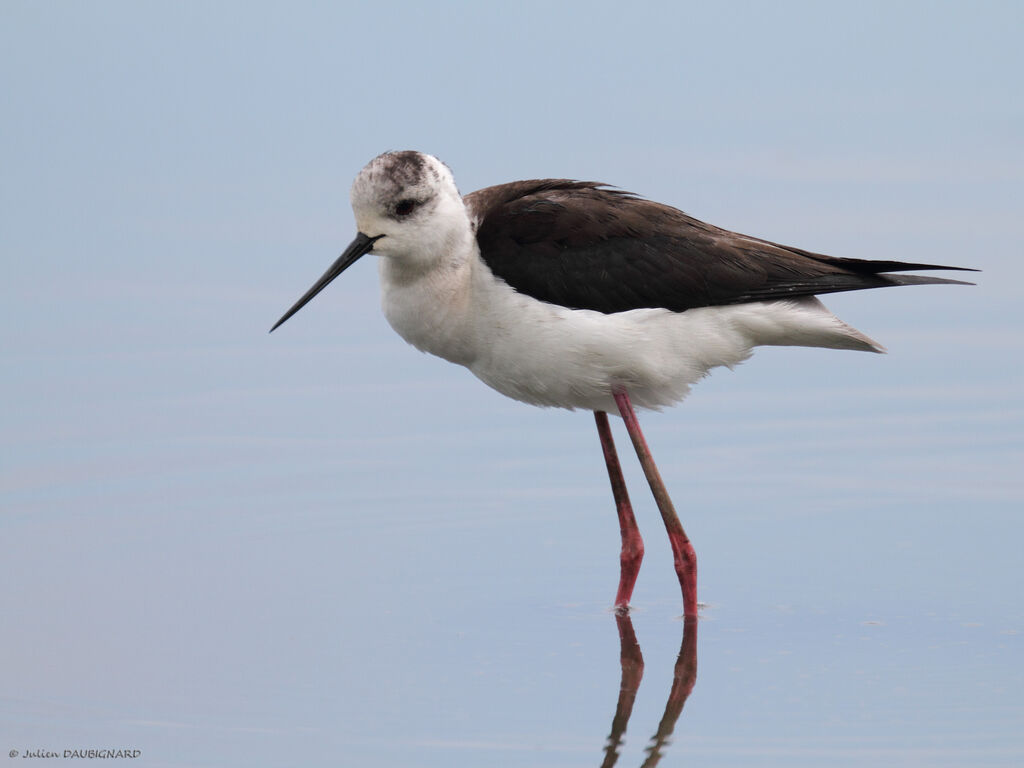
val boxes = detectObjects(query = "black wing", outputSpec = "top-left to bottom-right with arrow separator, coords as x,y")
465,180 -> 975,314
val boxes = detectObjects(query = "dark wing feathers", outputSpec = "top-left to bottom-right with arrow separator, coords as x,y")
465,180 -> 975,315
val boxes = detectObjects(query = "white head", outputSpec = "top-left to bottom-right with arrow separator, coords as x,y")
350,151 -> 466,262
270,151 -> 469,332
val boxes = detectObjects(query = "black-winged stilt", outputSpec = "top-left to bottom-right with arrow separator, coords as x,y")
271,151 -> 973,617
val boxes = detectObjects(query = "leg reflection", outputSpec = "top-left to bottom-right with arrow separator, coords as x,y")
601,613 -> 645,768
600,615 -> 699,767
640,616 -> 698,767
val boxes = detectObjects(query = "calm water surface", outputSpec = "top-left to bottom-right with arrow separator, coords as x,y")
4,361 -> 1021,766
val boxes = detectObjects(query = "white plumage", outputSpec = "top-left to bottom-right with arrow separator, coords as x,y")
368,153 -> 880,413
271,150 -> 971,615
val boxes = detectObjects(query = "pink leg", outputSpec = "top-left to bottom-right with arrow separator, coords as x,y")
594,411 -> 645,611
613,390 -> 698,618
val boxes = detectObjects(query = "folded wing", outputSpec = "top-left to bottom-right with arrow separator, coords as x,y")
466,180 -> 975,315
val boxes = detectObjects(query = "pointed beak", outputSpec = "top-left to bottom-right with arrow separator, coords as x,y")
270,232 -> 383,333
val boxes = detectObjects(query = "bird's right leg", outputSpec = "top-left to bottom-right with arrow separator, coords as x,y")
594,410 -> 645,612
613,390 -> 698,618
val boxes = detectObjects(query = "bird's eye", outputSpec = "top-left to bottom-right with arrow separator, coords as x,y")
394,199 -> 418,217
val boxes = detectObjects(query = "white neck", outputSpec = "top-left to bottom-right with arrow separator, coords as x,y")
378,207 -> 481,367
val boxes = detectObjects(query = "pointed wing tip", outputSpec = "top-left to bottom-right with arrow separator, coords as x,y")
883,272 -> 978,288
924,265 -> 980,273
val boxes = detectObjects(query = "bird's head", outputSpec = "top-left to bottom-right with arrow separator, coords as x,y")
270,151 -> 467,332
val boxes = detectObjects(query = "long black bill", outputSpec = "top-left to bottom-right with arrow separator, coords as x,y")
270,232 -> 383,333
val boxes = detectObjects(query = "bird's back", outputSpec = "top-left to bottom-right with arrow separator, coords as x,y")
465,180 -> 973,315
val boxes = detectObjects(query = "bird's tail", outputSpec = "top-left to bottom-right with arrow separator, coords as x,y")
734,296 -> 886,353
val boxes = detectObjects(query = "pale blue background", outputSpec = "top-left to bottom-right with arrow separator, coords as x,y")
2,2 -> 1022,766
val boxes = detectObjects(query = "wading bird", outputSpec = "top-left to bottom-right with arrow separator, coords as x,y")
272,151 -> 972,616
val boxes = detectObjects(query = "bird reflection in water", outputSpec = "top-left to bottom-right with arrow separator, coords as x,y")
601,615 -> 698,767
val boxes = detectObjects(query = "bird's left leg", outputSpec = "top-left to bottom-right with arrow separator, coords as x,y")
613,390 -> 698,618
594,411 -> 644,612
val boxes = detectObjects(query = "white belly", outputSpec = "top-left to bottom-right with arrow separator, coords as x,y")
381,256 -> 880,413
